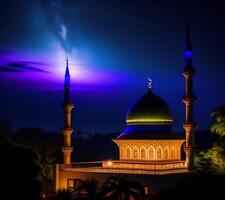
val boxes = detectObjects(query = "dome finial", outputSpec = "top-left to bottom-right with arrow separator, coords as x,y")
148,76 -> 152,89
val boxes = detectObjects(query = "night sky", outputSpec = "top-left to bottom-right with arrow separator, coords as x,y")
0,0 -> 225,134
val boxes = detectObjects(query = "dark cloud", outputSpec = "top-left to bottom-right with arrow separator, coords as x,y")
0,62 -> 49,73
0,66 -> 23,72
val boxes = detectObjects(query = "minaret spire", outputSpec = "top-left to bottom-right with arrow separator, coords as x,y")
182,22 -> 196,170
186,21 -> 192,52
61,58 -> 74,164
185,21 -> 193,70
65,57 -> 70,78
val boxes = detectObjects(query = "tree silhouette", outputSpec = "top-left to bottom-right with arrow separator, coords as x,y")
101,175 -> 145,200
54,189 -> 74,200
39,151 -> 56,195
73,178 -> 103,200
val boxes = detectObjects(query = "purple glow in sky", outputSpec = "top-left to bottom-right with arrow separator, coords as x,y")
0,44 -> 136,91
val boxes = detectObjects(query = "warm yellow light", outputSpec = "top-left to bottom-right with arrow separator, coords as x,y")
126,118 -> 172,125
127,119 -> 172,122
107,159 -> 113,166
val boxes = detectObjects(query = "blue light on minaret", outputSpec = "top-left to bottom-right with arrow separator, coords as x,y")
64,57 -> 70,87
185,51 -> 192,58
64,58 -> 71,104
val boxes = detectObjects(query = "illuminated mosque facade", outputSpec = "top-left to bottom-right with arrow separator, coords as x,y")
56,24 -> 196,193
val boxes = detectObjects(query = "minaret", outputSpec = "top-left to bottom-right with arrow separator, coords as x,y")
183,23 -> 196,170
61,58 -> 74,164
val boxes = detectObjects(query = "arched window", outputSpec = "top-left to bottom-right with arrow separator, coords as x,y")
133,147 -> 139,159
126,147 -> 131,158
157,146 -> 162,160
149,146 -> 155,160
170,147 -> 175,159
164,147 -> 169,160
140,147 -> 146,159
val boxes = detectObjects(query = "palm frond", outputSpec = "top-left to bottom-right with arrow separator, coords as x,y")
210,122 -> 225,137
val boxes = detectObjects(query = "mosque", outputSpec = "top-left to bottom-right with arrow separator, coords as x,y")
55,24 -> 196,194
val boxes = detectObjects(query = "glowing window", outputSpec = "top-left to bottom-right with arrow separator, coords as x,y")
140,148 -> 146,159
157,147 -> 162,159
164,147 -> 169,159
126,147 -> 131,158
67,179 -> 81,190
149,147 -> 155,160
171,148 -> 175,159
133,148 -> 139,158
68,179 -> 74,188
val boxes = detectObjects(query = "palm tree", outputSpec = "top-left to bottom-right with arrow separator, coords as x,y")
73,178 -> 103,200
210,105 -> 225,137
194,105 -> 225,174
54,189 -> 74,200
38,151 -> 56,195
101,175 -> 145,200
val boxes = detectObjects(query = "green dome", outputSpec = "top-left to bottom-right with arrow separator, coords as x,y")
126,90 -> 173,126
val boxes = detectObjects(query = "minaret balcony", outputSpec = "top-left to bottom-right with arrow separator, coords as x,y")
62,102 -> 74,107
182,96 -> 196,104
63,103 -> 74,112
183,122 -> 196,130
62,128 -> 73,135
183,69 -> 195,77
61,146 -> 73,153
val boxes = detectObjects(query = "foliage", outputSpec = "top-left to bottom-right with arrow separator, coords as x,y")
195,142 -> 225,174
101,175 -> 145,200
73,178 -> 103,200
210,105 -> 225,137
203,141 -> 225,174
195,105 -> 225,174
54,176 -> 146,200
194,150 -> 217,174
39,151 -> 56,195
195,139 -> 225,174
54,189 -> 74,200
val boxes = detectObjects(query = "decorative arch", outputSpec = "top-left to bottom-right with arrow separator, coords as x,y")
140,147 -> 147,159
170,147 -> 175,159
156,146 -> 163,160
133,146 -> 139,159
126,146 -> 131,159
164,146 -> 169,160
148,146 -> 155,160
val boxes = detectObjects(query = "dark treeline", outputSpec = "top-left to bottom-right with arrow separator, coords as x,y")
0,118 -> 217,161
